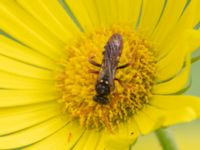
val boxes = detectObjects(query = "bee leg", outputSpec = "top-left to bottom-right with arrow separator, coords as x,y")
88,56 -> 101,67
114,78 -> 124,87
88,69 -> 99,74
89,88 -> 95,92
117,62 -> 131,69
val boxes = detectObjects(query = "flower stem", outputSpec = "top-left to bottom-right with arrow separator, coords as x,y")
192,54 -> 200,64
155,128 -> 179,150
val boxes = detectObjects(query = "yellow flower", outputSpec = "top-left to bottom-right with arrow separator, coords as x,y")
0,0 -> 200,150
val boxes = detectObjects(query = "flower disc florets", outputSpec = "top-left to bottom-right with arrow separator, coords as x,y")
58,26 -> 157,130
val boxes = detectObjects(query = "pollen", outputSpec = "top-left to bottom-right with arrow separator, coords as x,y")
57,25 -> 157,131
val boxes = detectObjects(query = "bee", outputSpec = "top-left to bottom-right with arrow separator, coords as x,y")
89,34 -> 130,104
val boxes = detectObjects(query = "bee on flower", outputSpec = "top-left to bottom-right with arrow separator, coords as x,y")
0,0 -> 200,150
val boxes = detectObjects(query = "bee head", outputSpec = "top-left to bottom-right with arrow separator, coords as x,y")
93,95 -> 109,105
95,79 -> 110,95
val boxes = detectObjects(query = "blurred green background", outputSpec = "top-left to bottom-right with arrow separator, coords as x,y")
132,58 -> 200,150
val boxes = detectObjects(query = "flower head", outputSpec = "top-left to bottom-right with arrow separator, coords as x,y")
58,26 -> 157,131
0,0 -> 200,150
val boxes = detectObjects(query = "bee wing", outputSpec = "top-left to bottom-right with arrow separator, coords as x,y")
96,34 -> 123,92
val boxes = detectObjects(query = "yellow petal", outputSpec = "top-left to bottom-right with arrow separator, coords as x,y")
138,0 -> 166,36
17,0 -> 80,43
23,124 -> 70,150
152,0 -> 188,43
104,117 -> 139,150
186,29 -> 200,53
153,55 -> 190,94
144,104 -> 196,128
133,110 -> 164,135
23,121 -> 85,150
153,0 -> 198,58
156,30 -> 200,81
151,95 -> 200,117
113,0 -> 142,27
66,0 -> 142,31
163,108 -> 196,126
148,94 -> 200,127
0,0 -> 64,60
72,130 -> 102,150
156,42 -> 187,81
138,97 -> 197,134
109,0 -> 142,27
65,122 -> 85,150
96,0 -> 117,27
0,35 -> 59,70
0,89 -> 59,107
95,131 -> 106,150
65,0 -> 100,31
0,101 -> 60,135
161,0 -> 199,50
156,30 -> 199,82
65,0 -> 93,31
0,71 -> 56,89
0,54 -> 54,79
0,114 -> 68,149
